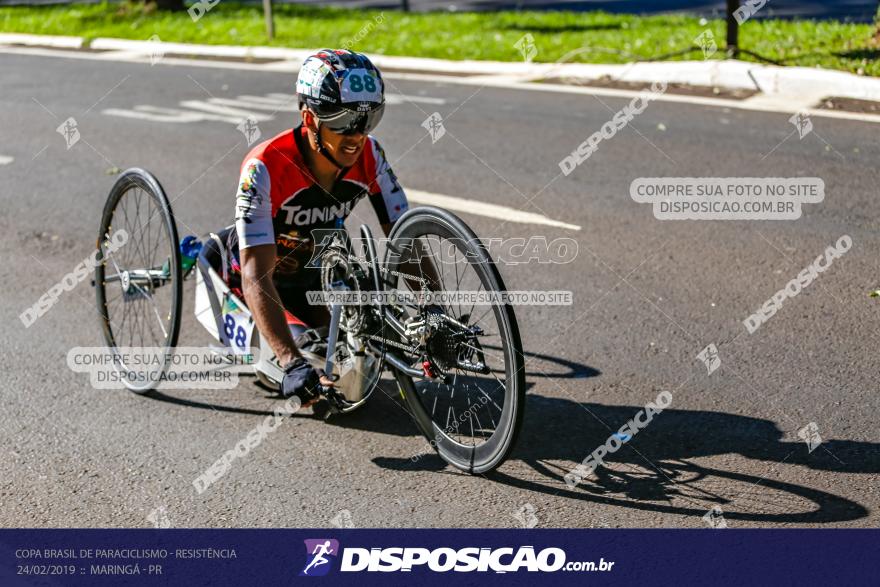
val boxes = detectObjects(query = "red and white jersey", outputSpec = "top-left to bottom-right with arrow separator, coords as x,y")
231,125 -> 408,285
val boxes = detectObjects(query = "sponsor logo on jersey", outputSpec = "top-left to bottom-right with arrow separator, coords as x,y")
276,231 -> 312,251
279,199 -> 356,226
235,188 -> 262,225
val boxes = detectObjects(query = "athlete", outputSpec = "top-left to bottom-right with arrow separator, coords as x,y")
206,49 -> 409,406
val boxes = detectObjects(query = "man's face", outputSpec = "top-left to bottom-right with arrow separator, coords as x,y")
303,108 -> 367,168
319,124 -> 367,167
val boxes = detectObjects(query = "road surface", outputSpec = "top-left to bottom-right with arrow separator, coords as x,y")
1,49 -> 878,528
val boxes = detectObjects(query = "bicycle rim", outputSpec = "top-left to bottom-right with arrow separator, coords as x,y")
95,169 -> 182,393
386,207 -> 525,474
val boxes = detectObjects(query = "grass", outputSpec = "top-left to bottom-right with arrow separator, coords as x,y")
2,2 -> 879,76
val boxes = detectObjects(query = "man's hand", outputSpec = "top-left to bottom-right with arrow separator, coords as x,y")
281,358 -> 327,405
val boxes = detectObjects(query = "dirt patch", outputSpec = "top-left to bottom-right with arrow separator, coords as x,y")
817,96 -> 880,115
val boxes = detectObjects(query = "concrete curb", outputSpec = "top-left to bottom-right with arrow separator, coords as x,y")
0,32 -> 82,49
4,33 -> 880,103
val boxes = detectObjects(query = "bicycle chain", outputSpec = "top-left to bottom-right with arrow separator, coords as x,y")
379,266 -> 430,288
328,258 -> 428,354
364,333 -> 419,353
372,267 -> 428,355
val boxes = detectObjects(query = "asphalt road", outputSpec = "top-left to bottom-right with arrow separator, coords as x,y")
1,50 -> 879,529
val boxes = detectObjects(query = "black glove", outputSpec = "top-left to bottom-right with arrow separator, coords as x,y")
281,358 -> 325,403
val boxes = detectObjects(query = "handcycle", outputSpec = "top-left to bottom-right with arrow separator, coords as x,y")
93,168 -> 525,474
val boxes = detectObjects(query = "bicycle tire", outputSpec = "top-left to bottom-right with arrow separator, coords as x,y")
384,206 -> 526,474
94,168 -> 182,394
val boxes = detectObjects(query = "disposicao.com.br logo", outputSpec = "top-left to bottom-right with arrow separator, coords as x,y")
300,542 -> 613,575
300,539 -> 339,576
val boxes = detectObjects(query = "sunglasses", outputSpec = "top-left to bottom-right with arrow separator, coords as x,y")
317,103 -> 385,136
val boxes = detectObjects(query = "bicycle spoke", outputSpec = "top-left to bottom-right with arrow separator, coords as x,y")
452,246 -> 462,319
390,219 -> 520,461
103,181 -> 174,364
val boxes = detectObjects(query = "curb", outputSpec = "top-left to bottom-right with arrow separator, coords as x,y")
0,32 -> 82,49
4,33 -> 880,104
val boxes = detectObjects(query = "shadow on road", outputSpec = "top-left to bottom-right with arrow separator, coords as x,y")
141,349 -> 874,525
379,391 -> 876,524
516,394 -> 875,523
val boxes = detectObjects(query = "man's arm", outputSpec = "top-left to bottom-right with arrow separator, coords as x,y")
235,157 -> 332,393
240,244 -> 300,367
241,243 -> 334,390
234,159 -> 300,366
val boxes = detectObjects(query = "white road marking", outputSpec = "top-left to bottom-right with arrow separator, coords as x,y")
0,155 -> 13,165
103,105 -> 231,123
210,94 -> 298,112
178,100 -> 274,121
102,91 -> 445,125
407,189 -> 581,231
386,94 -> 446,106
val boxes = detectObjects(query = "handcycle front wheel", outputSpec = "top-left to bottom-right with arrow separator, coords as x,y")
384,206 -> 526,474
94,168 -> 183,393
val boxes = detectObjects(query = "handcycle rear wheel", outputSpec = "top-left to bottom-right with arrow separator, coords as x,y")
94,168 -> 183,393
384,207 -> 526,474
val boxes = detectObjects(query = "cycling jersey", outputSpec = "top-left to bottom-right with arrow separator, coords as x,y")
228,125 -> 408,289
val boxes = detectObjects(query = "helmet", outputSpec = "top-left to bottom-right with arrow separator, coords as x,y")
296,49 -> 385,136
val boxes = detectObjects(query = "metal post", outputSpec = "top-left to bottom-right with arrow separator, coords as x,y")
263,0 -> 275,40
726,0 -> 739,58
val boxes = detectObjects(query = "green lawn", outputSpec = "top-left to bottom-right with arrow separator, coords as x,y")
2,2 -> 878,76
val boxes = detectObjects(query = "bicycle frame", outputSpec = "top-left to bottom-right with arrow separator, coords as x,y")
322,223 -> 440,383
191,223 -> 440,401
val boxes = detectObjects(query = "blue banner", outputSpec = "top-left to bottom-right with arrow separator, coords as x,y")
1,529 -> 877,585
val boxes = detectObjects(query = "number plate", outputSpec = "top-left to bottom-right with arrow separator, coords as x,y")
340,69 -> 381,102
221,293 -> 255,355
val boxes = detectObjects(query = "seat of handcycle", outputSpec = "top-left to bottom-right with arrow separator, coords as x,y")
197,226 -> 328,343
197,226 -> 235,281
